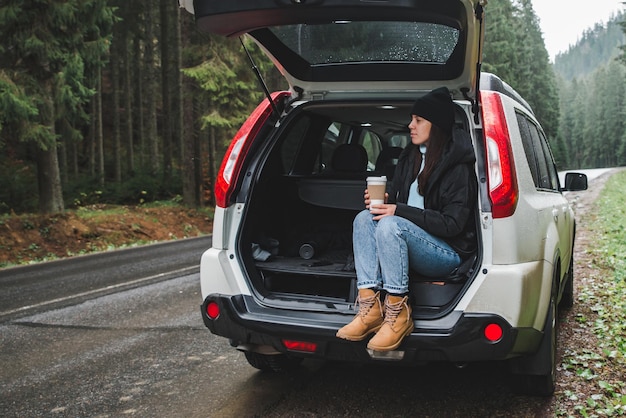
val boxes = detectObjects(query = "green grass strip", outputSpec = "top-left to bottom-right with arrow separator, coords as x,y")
562,170 -> 626,416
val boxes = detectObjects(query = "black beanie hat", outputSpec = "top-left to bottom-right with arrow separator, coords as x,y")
410,87 -> 454,133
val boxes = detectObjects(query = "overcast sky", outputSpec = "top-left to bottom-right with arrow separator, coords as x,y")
531,0 -> 624,60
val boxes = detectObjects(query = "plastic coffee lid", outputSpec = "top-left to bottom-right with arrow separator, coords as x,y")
366,176 -> 387,182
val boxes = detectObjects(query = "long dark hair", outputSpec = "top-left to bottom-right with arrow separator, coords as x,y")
415,124 -> 451,195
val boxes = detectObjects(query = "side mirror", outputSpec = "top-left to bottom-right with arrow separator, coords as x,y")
563,172 -> 588,191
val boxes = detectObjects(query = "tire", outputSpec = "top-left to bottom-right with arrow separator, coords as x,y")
511,283 -> 558,396
243,351 -> 303,372
559,253 -> 574,310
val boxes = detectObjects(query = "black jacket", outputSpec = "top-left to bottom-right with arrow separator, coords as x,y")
388,128 -> 478,258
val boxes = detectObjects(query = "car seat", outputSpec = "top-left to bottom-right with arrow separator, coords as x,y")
375,146 -> 403,179
327,143 -> 369,177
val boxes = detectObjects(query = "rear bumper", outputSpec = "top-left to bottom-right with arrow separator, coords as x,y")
201,294 -> 534,364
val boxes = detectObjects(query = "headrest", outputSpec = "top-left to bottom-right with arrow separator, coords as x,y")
375,147 -> 403,170
331,144 -> 368,172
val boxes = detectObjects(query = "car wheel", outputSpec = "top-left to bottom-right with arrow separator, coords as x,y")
511,284 -> 558,396
559,252 -> 574,310
243,351 -> 303,372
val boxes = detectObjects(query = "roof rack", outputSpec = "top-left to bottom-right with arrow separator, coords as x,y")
479,72 -> 534,115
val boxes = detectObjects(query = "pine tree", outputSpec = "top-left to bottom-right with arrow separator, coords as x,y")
601,61 -> 625,167
482,0 -> 518,80
182,34 -> 270,205
620,7 -> 626,65
512,0 -> 560,142
144,0 -> 160,176
556,75 -> 574,168
554,8 -> 626,168
482,0 -> 561,164
159,0 -> 183,188
565,78 -> 588,168
556,11 -> 626,79
0,0 -> 114,213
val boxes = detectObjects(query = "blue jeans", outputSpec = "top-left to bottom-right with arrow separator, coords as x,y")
352,210 -> 461,294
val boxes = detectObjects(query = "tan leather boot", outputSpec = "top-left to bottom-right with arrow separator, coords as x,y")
336,288 -> 384,341
367,294 -> 414,351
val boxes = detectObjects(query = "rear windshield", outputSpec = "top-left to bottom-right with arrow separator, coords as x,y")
270,21 -> 460,65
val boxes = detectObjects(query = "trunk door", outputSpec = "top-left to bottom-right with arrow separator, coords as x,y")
182,0 -> 485,100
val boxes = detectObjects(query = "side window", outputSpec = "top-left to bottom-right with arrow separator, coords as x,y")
317,122 -> 342,173
537,130 -> 560,191
516,112 -> 558,192
278,116 -> 383,176
280,116 -> 311,174
528,123 -> 551,189
360,130 -> 382,171
389,134 -> 410,148
528,123 -> 557,191
314,123 -> 380,174
516,113 -> 540,188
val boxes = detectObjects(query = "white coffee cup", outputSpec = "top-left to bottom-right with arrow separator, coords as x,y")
367,176 -> 387,209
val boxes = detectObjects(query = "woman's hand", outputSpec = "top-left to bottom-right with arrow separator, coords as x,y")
365,189 -> 395,220
370,203 -> 396,220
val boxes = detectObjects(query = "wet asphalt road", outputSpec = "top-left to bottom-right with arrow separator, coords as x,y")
0,237 -> 556,417
0,236 -> 212,320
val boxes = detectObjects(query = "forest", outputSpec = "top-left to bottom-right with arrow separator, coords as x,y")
555,12 -> 626,169
1,0 -> 625,214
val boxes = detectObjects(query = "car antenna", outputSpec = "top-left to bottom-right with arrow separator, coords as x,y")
239,36 -> 279,119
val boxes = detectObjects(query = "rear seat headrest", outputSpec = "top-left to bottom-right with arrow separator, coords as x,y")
331,144 -> 368,173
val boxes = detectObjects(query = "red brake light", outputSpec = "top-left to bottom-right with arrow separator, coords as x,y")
484,323 -> 504,342
480,91 -> 518,218
214,91 -> 291,208
282,339 -> 318,353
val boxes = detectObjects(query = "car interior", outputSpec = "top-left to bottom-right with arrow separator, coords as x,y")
239,99 -> 480,319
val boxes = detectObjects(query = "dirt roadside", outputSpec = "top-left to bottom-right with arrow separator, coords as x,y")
0,205 -> 213,267
550,168 -> 624,415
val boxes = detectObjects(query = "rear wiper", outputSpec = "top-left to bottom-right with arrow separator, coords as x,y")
239,36 -> 279,120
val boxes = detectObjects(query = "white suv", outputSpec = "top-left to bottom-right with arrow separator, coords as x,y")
181,0 -> 588,396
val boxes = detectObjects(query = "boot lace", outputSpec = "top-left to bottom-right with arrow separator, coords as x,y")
384,297 -> 408,326
356,294 -> 381,319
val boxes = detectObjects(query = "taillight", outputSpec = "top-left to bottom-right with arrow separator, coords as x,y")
480,91 -> 518,218
282,339 -> 318,353
214,91 -> 291,208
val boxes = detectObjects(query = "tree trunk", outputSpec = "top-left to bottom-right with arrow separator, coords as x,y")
124,31 -> 135,175
160,0 -> 173,182
36,90 -> 64,214
194,94 -> 204,206
96,66 -> 105,187
134,32 -> 145,170
208,126 -> 217,207
112,48 -> 122,183
57,123 -> 68,185
36,145 -> 65,214
71,140 -> 79,179
89,94 -> 96,177
182,82 -> 197,206
172,5 -> 183,171
144,1 -> 159,175
181,12 -> 197,207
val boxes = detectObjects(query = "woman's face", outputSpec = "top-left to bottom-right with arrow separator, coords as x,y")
408,115 -> 432,146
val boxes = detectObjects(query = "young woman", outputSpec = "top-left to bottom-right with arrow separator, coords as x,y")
336,87 -> 478,351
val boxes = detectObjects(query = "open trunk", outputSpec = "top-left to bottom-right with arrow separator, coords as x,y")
236,99 -> 480,319
183,2 -> 486,318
